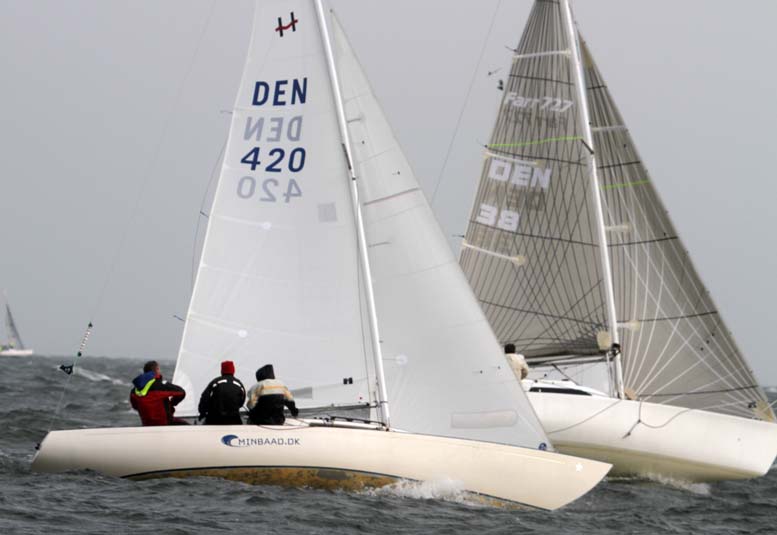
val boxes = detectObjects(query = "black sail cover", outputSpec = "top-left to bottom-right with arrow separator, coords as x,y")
460,1 -> 773,421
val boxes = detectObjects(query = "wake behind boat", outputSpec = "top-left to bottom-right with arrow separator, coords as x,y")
32,0 -> 610,510
458,0 -> 777,481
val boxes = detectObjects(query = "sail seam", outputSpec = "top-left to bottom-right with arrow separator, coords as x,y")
362,187 -> 420,207
592,125 -> 627,132
637,311 -> 718,323
487,135 -> 583,149
486,147 -> 585,167
513,50 -> 570,60
481,299 -> 605,327
468,226 -> 598,248
608,236 -> 678,247
640,384 -> 760,398
508,74 -> 574,86
597,160 -> 641,170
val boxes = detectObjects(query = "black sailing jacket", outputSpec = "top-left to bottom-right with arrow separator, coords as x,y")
198,374 -> 246,425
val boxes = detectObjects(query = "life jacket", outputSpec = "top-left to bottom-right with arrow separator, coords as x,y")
129,372 -> 186,426
133,371 -> 157,396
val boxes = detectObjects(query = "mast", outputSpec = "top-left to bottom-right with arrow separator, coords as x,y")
560,0 -> 624,398
314,0 -> 391,427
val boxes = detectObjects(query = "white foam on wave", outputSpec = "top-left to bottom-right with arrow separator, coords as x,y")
70,366 -> 126,386
361,478 -> 486,506
610,473 -> 711,496
650,474 -> 711,496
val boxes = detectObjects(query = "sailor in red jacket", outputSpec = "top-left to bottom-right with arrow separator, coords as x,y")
130,361 -> 187,426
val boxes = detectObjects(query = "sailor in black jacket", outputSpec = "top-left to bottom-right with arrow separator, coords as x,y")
198,360 -> 246,425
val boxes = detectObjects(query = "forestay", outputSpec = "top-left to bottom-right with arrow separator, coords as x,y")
580,38 -> 773,420
329,13 -> 548,447
459,0 -> 609,359
173,0 -> 375,416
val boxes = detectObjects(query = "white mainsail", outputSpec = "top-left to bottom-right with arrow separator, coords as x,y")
4,304 -> 26,350
459,0 -> 772,421
173,0 -> 375,415
175,0 -> 550,448
329,13 -> 549,446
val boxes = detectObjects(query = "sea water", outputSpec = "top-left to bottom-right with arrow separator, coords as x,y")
1,356 -> 775,534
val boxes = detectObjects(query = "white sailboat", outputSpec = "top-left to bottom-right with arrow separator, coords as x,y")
1,299 -> 33,357
32,0 -> 610,509
458,0 -> 777,482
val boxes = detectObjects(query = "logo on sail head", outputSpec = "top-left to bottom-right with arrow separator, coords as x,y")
221,434 -> 301,447
275,12 -> 299,37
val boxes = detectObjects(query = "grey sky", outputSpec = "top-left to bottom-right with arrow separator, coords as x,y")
1,1 -> 775,383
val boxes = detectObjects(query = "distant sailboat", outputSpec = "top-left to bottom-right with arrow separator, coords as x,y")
32,0 -> 610,509
458,0 -> 777,481
1,300 -> 33,357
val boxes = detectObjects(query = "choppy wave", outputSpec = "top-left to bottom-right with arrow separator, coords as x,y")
608,474 -> 711,496
72,366 -> 126,386
361,478 -> 484,505
2,356 -> 776,535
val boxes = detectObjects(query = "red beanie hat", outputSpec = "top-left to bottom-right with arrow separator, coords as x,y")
221,360 -> 235,375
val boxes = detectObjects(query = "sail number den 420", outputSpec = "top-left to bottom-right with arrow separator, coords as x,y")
235,77 -> 310,204
237,147 -> 306,203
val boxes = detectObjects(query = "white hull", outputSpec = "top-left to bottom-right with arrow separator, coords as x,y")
32,421 -> 610,510
0,348 -> 33,357
529,392 -> 777,481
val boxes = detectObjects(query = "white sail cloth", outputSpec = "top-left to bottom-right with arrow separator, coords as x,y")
174,0 -> 373,415
329,13 -> 548,447
4,304 -> 26,349
174,0 -> 550,450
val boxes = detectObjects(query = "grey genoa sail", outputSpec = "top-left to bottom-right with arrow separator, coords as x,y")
460,0 -> 773,421
4,305 -> 25,350
579,37 -> 773,421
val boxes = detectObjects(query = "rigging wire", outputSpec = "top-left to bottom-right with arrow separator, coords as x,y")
48,1 -> 217,432
621,401 -> 695,438
429,0 -> 504,206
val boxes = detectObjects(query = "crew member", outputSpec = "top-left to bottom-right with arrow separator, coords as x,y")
504,343 -> 530,381
247,364 -> 299,425
198,360 -> 246,425
130,360 -> 187,426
